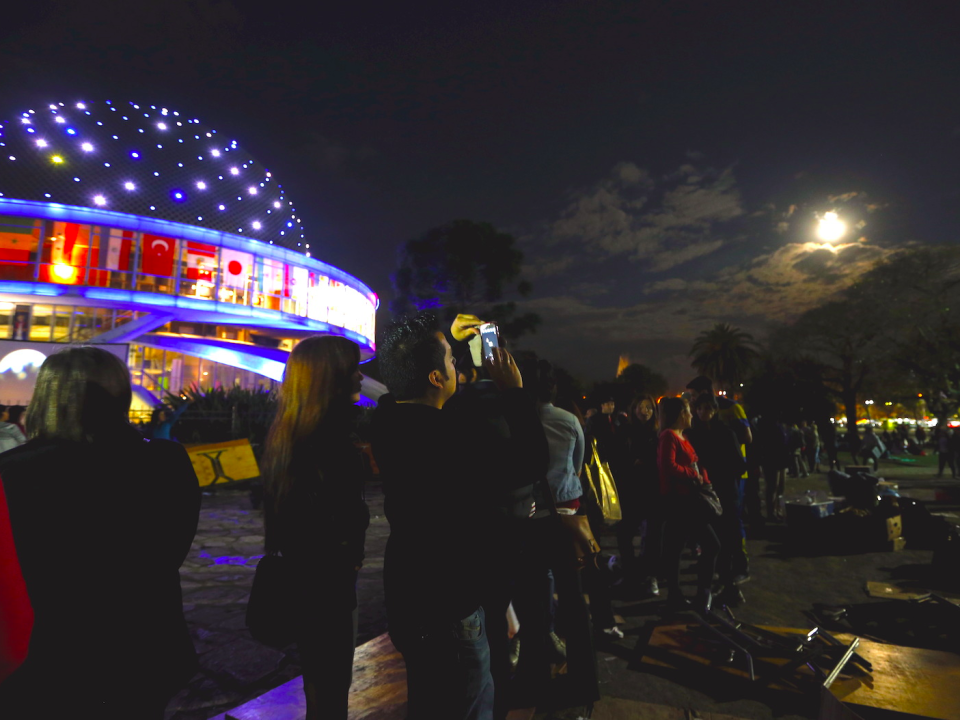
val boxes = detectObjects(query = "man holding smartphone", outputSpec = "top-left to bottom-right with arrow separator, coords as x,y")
372,313 -> 546,720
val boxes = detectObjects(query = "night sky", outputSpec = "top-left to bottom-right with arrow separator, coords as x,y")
2,1 -> 958,387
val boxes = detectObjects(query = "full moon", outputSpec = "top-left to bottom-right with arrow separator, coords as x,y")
817,211 -> 847,242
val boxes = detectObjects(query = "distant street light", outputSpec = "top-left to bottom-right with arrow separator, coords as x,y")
817,211 -> 847,242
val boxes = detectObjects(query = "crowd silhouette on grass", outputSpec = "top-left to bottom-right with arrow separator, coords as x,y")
0,313 -> 946,719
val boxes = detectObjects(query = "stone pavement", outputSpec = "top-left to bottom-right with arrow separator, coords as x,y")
163,483 -> 389,720
163,459 -> 959,720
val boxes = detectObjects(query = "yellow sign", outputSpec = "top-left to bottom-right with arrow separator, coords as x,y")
185,438 -> 260,487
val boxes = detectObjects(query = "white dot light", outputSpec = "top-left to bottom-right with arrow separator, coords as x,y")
55,117 -> 65,124
196,181 -> 207,190
124,181 -> 135,190
248,186 -> 257,195
80,142 -> 94,152
218,204 -> 225,210
76,102 -> 86,109
36,139 -> 48,148
230,167 -> 239,175
274,201 -> 281,208
157,122 -> 167,130
252,221 -> 262,230
93,195 -> 107,206
211,149 -> 220,157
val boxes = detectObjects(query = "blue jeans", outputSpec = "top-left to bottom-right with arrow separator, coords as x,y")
391,607 -> 494,720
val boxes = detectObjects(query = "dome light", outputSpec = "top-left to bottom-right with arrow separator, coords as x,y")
230,167 -> 239,175
80,142 -> 94,152
51,155 -> 64,164
171,190 -> 186,202
130,151 -> 140,159
93,195 -> 107,206
252,221 -> 262,230
211,149 -> 220,157
248,186 -> 258,195
196,181 -> 207,190
36,139 -> 48,148
124,181 -> 136,190
218,204 -> 225,210
66,128 -> 77,135
157,122 -> 167,130
273,201 -> 281,208
55,117 -> 65,124
76,102 -> 86,109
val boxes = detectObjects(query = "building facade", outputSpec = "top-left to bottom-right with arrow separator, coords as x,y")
0,100 -> 378,411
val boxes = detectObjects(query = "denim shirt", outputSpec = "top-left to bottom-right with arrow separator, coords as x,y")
537,403 -> 585,504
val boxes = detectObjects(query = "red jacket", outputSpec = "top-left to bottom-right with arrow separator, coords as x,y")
0,478 -> 32,682
658,430 -> 710,497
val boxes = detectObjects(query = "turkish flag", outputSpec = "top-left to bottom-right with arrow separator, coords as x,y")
142,234 -> 176,277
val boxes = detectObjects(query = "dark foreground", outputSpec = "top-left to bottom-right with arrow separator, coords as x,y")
163,459 -> 958,720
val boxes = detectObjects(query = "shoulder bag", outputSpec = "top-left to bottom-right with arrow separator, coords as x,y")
539,477 -> 601,571
246,551 -> 297,647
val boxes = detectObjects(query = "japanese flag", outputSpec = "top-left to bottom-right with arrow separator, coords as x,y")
221,248 -> 253,288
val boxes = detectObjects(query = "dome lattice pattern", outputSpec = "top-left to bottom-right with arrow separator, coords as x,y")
0,100 -> 306,251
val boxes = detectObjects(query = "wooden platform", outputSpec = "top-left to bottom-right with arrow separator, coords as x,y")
641,623 -> 960,720
211,633 -> 535,720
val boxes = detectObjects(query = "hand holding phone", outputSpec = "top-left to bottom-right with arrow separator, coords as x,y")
478,322 -> 500,361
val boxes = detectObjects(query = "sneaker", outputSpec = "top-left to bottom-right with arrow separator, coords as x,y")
547,631 -> 567,662
641,576 -> 660,597
600,625 -> 624,640
508,635 -> 521,673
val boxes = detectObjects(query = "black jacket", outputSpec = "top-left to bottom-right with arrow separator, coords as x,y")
687,418 -> 746,487
269,403 -> 370,575
371,388 -> 546,628
0,429 -> 200,714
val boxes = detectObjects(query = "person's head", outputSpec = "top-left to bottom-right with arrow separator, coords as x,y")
600,398 -> 616,415
692,392 -> 719,424
686,375 -> 714,398
263,335 -> 362,519
378,313 -> 455,405
521,356 -> 556,404
659,396 -> 691,432
26,346 -> 132,442
629,394 -> 657,425
0,405 -> 7,423
866,425 -> 875,434
6,406 -> 25,426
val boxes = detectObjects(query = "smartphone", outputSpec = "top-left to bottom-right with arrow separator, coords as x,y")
478,322 -> 500,361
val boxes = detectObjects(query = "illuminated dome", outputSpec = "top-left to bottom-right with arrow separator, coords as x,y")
0,100 -> 306,252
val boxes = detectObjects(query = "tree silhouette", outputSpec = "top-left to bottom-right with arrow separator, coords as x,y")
689,323 -> 760,392
390,219 -> 540,342
616,363 -> 669,400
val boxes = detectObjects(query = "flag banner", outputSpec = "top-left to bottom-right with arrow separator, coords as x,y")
260,258 -> 284,296
141,234 -> 177,277
0,217 -> 38,264
221,248 -> 253,289
185,241 -> 217,282
102,229 -> 134,271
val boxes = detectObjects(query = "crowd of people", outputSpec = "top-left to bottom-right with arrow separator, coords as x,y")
0,314 -> 953,719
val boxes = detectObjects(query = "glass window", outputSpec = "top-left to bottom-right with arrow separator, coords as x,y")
254,257 -> 284,311
0,215 -> 40,281
52,306 -> 72,341
39,221 -> 91,285
218,248 -> 253,305
90,227 -> 135,290
0,302 -> 12,340
180,241 -> 218,300
137,233 -> 178,294
29,305 -> 53,342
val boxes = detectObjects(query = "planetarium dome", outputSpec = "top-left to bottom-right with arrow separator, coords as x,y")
0,100 -> 306,252
0,98 -> 379,409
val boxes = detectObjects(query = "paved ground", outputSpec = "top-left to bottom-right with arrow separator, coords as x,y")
163,456 -> 959,720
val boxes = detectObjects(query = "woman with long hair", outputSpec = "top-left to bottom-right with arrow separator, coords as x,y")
657,396 -> 721,612
261,335 -> 370,719
617,394 -> 661,596
0,347 -> 200,718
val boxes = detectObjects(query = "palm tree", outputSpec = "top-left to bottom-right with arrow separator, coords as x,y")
690,323 -> 761,392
